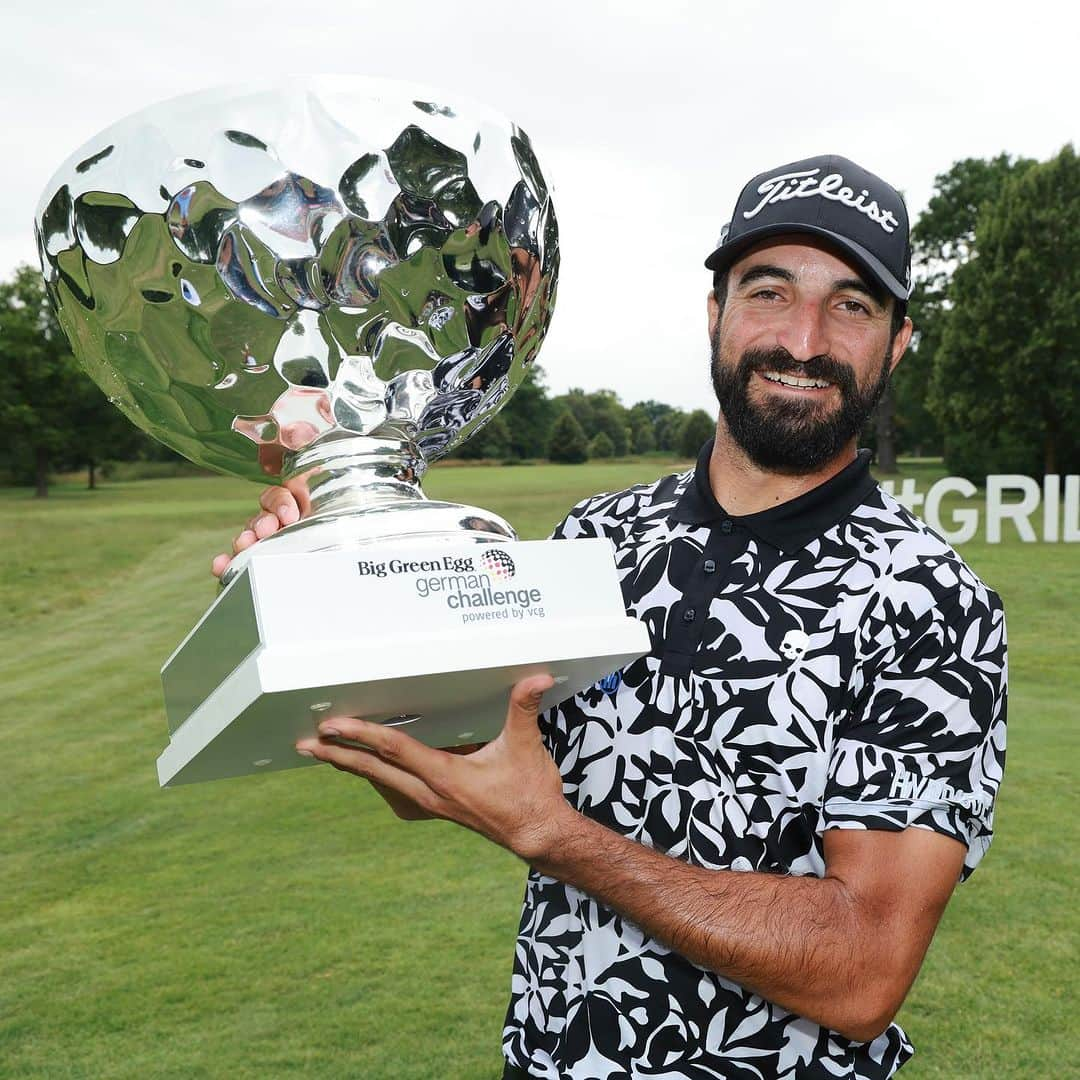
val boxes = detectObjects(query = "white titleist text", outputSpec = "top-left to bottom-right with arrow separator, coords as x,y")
743,169 -> 900,234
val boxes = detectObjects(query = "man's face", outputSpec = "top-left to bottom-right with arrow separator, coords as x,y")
708,237 -> 912,473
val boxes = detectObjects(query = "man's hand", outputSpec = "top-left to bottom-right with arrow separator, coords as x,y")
295,675 -> 568,856
210,479 -> 311,579
367,744 -> 486,821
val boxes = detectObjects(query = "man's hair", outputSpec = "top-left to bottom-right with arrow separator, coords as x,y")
711,270 -> 908,341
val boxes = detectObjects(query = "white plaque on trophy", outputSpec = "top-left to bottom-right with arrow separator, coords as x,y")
157,539 -> 648,786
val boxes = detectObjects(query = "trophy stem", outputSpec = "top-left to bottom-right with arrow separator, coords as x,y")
286,433 -> 428,520
219,433 -> 517,587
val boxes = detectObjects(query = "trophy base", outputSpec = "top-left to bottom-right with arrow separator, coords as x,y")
158,539 -> 649,787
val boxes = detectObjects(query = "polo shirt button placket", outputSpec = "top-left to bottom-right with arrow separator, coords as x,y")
660,519 -> 746,676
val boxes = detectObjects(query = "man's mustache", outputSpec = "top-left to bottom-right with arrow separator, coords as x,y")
738,347 -> 856,389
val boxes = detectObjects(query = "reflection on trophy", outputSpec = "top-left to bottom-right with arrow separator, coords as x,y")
36,78 -> 648,787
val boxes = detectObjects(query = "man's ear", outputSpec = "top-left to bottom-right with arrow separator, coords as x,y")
889,316 -> 914,374
707,290 -> 721,339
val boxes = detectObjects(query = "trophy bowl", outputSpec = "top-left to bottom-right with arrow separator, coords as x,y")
35,76 -> 559,579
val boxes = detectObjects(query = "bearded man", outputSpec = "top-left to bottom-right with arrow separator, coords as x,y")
214,155 -> 1008,1080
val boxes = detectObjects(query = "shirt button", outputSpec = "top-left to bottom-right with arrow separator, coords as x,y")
721,519 -> 734,534
703,559 -> 716,574
682,608 -> 696,623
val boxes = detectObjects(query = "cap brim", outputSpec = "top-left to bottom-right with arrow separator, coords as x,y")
704,223 -> 910,302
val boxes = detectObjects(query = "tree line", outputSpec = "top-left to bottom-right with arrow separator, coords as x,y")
3,144 -> 1077,494
459,379 -> 714,466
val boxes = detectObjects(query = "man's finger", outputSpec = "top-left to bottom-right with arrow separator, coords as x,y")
259,485 -> 301,525
211,553 -> 231,578
296,737 -> 439,808
315,716 -> 451,781
232,529 -> 258,554
251,512 -> 281,539
369,779 -> 438,821
284,476 -> 313,518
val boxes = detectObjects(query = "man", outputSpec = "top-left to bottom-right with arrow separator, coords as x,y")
213,155 -> 1007,1079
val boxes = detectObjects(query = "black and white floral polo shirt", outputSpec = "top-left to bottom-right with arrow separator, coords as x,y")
502,440 -> 1008,1080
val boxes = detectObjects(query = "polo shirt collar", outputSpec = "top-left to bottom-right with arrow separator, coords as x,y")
671,438 -> 878,551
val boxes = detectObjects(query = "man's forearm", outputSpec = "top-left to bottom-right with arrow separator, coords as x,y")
529,807 -> 894,1042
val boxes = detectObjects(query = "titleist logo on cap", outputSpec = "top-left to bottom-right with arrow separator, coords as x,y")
743,168 -> 900,234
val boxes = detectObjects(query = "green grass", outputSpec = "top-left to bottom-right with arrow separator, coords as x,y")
1,461 -> 1076,1078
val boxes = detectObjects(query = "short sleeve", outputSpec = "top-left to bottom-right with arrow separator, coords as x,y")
546,495 -> 605,541
823,583 -> 1007,882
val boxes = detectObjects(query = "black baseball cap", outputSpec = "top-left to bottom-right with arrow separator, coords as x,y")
704,154 -> 911,302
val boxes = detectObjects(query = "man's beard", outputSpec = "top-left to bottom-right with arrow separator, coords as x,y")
710,331 -> 891,473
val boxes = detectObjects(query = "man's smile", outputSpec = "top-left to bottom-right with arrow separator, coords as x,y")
755,369 -> 835,393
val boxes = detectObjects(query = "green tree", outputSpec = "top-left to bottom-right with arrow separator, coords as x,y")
65,362 -> 151,488
548,410 -> 589,464
0,266 -> 83,495
457,414 -> 512,460
629,409 -> 656,454
553,388 -> 631,455
552,388 -> 596,436
632,399 -> 678,429
589,390 -> 630,456
589,430 -> 615,458
655,409 -> 688,452
498,363 -> 556,459
904,154 -> 1037,460
0,265 -> 180,491
678,409 -> 715,459
929,145 -> 1080,477
451,364 -> 555,461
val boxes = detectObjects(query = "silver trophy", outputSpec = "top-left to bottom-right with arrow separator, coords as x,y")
36,78 -> 647,787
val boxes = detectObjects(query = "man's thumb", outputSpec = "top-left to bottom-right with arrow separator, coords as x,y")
506,674 -> 556,734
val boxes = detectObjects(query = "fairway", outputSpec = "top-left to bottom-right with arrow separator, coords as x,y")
1,461 -> 1076,1079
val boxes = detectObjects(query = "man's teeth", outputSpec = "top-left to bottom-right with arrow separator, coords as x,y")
761,370 -> 832,389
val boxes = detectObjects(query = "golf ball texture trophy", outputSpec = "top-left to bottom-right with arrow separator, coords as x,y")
36,78 -> 648,786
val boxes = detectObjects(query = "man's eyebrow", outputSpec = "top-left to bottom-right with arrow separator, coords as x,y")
736,265 -> 796,288
833,277 -> 887,309
735,266 -> 889,309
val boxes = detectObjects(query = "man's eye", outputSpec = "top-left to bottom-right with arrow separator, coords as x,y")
751,288 -> 782,300
839,298 -> 870,315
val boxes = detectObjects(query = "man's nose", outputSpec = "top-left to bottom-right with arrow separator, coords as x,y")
774,301 -> 831,361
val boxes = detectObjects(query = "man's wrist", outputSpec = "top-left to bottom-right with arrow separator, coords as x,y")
512,797 -> 587,866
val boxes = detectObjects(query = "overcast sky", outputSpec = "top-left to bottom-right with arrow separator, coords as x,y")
4,0 -> 1076,410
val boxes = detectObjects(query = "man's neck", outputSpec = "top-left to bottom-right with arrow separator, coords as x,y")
707,421 -> 858,517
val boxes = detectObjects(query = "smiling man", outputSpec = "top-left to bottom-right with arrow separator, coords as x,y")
218,155 -> 1008,1080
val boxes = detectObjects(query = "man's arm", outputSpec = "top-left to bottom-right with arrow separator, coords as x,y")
529,811 -> 964,1043
296,679 -> 966,1044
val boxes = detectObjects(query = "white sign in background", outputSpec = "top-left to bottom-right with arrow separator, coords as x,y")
880,475 -> 1080,543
